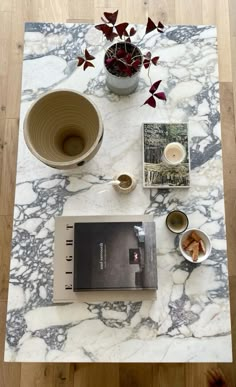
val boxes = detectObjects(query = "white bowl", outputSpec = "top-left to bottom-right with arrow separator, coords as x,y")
179,228 -> 212,263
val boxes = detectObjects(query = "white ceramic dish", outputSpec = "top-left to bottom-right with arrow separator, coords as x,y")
179,228 -> 212,263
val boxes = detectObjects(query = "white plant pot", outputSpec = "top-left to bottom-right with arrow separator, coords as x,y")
104,42 -> 142,96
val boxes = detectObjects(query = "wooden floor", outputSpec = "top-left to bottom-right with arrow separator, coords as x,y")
0,0 -> 235,386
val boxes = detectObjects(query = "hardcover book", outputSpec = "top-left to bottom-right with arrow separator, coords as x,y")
74,220 -> 157,291
53,215 -> 157,303
142,123 -> 190,188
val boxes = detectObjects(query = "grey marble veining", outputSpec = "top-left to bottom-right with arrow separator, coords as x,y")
4,22 -> 232,362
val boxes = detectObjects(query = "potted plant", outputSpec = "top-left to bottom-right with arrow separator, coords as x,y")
77,10 -> 166,107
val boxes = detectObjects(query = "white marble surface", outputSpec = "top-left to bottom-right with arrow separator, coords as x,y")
4,22 -> 232,362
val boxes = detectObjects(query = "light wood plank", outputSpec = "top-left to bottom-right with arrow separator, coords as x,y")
31,0 -> 69,22
0,216 -> 13,300
74,364 -> 119,387
217,363 -> 235,387
216,0 -> 232,82
0,12 -> 11,78
6,64 -> 22,119
0,77 -> 7,120
202,0 -> 217,24
0,119 -> 5,186
175,0 -> 202,24
53,364 -> 74,386
95,0 -> 145,24
0,40 -> 10,77
229,0 -> 236,36
185,364 -> 216,387
68,0 -> 94,23
0,0 -> 12,12
226,276 -> 236,385
0,300 -> 7,360
0,301 -> 21,387
9,13 -> 25,65
94,0 -> 122,7
153,364 -> 185,387
219,82 -> 236,276
0,119 -> 18,215
119,364 -> 153,387
0,363 -> 21,387
148,0 -> 176,24
0,12 -> 12,120
0,11 -> 12,40
20,364 -> 54,387
124,0 -> 148,23
231,37 -> 236,122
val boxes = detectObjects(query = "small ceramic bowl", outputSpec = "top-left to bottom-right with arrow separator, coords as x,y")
179,228 -> 212,263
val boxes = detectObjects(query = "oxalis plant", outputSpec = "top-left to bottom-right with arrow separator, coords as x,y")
77,10 -> 166,108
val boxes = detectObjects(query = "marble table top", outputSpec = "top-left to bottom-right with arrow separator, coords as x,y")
4,22 -> 232,362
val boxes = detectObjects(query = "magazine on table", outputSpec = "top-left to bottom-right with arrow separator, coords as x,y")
53,215 -> 157,303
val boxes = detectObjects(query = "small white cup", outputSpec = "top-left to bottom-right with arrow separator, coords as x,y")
162,142 -> 186,166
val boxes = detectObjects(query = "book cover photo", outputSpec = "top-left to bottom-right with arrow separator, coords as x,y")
73,221 -> 157,291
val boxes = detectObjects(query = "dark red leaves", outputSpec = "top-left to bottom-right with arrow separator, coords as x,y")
149,80 -> 162,94
152,56 -> 159,65
143,80 -> 166,108
105,57 -> 116,66
144,96 -> 156,108
103,10 -> 118,25
143,53 -> 159,69
124,26 -> 137,42
116,48 -> 126,58
144,52 -> 151,59
143,59 -> 150,68
85,49 -> 95,61
77,49 -> 95,71
132,59 -> 141,70
123,66 -> 132,76
84,61 -> 95,70
145,17 -> 164,34
96,10 -> 128,40
129,27 -> 136,36
125,53 -> 132,64
115,22 -> 129,38
143,52 -> 151,69
157,21 -> 164,33
154,91 -> 166,100
77,57 -> 84,66
145,17 -> 156,34
95,24 -> 118,41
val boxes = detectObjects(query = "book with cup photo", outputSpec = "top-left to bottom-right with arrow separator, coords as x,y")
53,215 -> 157,303
142,123 -> 190,188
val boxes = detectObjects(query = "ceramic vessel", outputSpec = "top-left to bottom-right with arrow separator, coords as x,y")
104,42 -> 142,95
112,172 -> 137,193
179,228 -> 212,263
23,89 -> 104,169
166,210 -> 189,233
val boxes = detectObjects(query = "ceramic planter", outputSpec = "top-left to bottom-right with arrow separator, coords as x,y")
104,42 -> 143,96
23,89 -> 104,169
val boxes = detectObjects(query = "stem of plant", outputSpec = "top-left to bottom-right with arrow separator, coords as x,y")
137,31 -> 146,46
147,66 -> 152,86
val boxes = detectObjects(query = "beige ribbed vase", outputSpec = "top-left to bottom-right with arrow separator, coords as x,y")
23,89 -> 104,169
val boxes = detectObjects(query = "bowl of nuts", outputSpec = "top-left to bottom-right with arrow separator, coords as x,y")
179,228 -> 212,263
